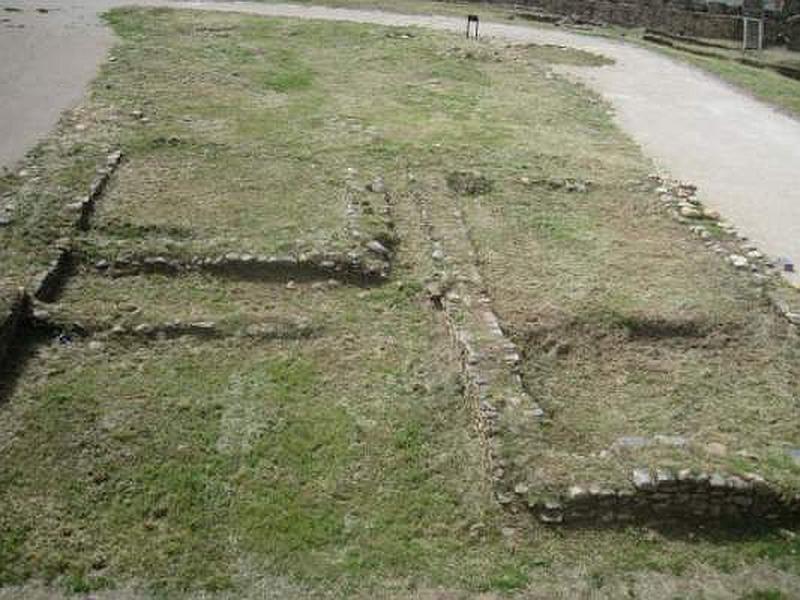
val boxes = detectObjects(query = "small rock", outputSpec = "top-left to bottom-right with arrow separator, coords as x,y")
729,255 -> 748,269
655,469 -> 675,485
0,214 -> 12,226
653,435 -> 688,447
514,482 -> 529,495
746,250 -> 763,260
567,485 -> 585,500
709,473 -> 727,488
632,468 -> 653,489
32,308 -> 50,321
88,341 -> 104,351
613,436 -> 650,450
366,177 -> 386,193
679,205 -> 701,218
539,512 -> 563,524
285,280 -> 297,290
366,240 -> 390,257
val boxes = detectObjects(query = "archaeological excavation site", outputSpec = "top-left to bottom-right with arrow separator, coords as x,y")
1,3 -> 800,598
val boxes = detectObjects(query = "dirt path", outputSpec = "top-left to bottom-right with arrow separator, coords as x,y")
3,1 -> 800,282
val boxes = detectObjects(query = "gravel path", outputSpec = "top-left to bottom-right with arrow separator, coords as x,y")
3,0 -> 799,280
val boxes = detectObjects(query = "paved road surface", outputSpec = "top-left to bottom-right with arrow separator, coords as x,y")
2,1 -> 799,280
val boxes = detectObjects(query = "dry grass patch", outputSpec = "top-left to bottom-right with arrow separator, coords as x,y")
1,7 -> 800,598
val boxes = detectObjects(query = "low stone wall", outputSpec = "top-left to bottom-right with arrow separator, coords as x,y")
71,150 -> 123,231
470,0 -> 782,43
534,469 -> 800,525
93,248 -> 392,285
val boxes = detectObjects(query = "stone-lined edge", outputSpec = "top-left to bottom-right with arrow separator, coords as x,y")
652,175 -> 800,326
529,468 -> 800,525
524,176 -> 800,526
415,178 -> 800,528
69,150 -> 123,231
92,250 -> 391,285
29,306 -> 320,343
413,188 -> 545,504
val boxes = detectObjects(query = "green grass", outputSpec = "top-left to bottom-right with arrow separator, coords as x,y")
1,7 -> 800,599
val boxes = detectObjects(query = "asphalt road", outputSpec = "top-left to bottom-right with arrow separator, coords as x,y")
2,0 -> 799,280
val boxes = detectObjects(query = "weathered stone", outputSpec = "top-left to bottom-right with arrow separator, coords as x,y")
654,435 -> 688,447
567,485 -> 586,501
614,436 -> 650,450
655,469 -> 675,486
729,255 -> 748,269
746,250 -> 763,260
679,205 -> 701,218
632,468 -> 653,489
539,512 -> 563,524
709,473 -> 727,488
366,177 -> 386,193
366,240 -> 390,257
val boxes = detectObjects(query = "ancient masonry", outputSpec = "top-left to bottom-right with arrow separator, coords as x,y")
413,184 -> 545,499
4,150 -> 800,526
481,0 -> 783,44
416,175 -> 800,526
0,153 -> 396,378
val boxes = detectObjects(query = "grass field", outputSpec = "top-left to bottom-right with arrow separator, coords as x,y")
1,7 -> 800,599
